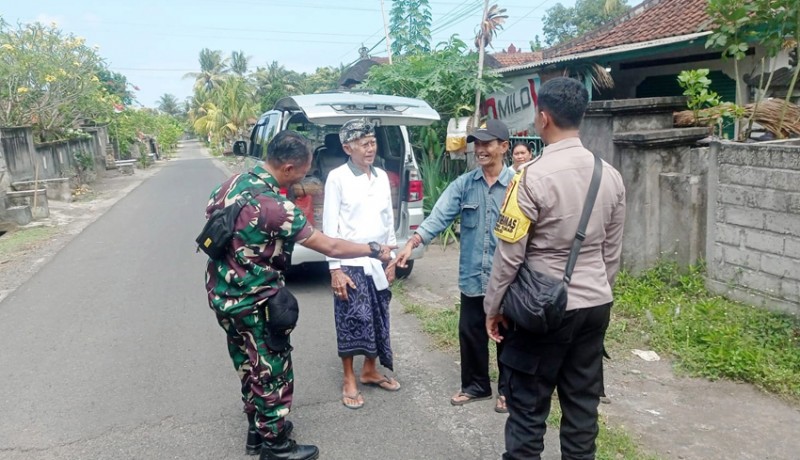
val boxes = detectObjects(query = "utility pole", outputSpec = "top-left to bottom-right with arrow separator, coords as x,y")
380,0 -> 393,64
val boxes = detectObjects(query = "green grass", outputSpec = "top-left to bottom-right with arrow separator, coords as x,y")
0,226 -> 58,259
612,262 -> 800,400
395,283 -> 658,459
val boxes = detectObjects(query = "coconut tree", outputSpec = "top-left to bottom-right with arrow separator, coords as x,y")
184,48 -> 229,93
193,77 -> 258,148
157,93 -> 182,117
473,3 -> 508,126
230,50 -> 250,77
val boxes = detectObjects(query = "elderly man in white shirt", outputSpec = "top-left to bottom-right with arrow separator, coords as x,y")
324,119 -> 401,410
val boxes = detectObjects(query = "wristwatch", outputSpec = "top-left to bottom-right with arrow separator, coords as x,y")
368,241 -> 382,259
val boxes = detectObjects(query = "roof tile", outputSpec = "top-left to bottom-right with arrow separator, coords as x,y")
545,0 -> 711,59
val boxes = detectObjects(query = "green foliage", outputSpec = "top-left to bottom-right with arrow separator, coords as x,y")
390,0 -> 432,55
705,0 -> 800,137
542,0 -> 630,46
95,69 -> 134,106
677,69 -> 745,139
364,36 -> 506,120
157,93 -> 183,118
0,21 -> 120,140
417,126 -> 465,247
612,262 -> 800,399
110,108 -> 183,158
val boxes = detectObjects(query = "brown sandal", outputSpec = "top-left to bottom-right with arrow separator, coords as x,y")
495,395 -> 508,413
450,391 -> 492,406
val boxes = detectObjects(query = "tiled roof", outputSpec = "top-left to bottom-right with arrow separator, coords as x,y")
545,0 -> 712,59
492,51 -> 542,67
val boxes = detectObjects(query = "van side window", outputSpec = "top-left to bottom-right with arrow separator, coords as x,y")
258,113 -> 281,160
251,123 -> 266,158
383,126 -> 405,160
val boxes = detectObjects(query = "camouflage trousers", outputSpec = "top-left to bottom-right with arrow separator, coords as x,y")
215,308 -> 294,441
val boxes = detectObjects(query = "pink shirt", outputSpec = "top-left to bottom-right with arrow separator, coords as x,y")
484,137 -> 626,316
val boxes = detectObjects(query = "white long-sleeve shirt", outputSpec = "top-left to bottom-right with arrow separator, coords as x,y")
323,160 -> 397,290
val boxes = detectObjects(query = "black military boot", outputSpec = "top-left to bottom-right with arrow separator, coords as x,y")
246,413 -> 294,455
259,437 -> 319,460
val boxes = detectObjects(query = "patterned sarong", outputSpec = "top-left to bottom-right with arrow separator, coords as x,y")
333,266 -> 393,370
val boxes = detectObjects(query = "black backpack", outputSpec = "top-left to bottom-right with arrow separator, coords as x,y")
196,177 -> 267,260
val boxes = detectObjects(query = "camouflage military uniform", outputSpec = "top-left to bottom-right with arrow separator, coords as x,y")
205,164 -> 313,441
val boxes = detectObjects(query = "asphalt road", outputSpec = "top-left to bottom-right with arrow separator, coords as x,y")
0,142 -> 524,460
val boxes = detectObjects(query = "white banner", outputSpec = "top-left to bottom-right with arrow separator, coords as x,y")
484,74 -> 540,137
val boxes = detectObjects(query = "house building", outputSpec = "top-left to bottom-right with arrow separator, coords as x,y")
487,0 -> 796,136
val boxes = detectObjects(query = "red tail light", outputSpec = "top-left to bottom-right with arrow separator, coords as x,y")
279,187 -> 288,197
407,180 -> 423,202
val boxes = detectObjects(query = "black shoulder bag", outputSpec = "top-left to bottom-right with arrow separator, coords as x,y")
196,174 -> 267,260
500,155 -> 603,334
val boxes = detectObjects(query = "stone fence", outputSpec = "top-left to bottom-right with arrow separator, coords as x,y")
582,97 -> 799,316
706,141 -> 800,315
0,126 -> 109,183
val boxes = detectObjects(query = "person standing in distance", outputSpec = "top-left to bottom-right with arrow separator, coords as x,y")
395,119 -> 514,413
204,130 -> 395,460
484,77 -> 626,460
510,142 -> 534,172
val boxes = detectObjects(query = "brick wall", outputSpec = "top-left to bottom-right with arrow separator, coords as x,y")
706,141 -> 800,315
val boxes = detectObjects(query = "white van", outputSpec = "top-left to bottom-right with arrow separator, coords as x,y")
233,92 -> 440,278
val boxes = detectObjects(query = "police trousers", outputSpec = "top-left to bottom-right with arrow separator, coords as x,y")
501,302 -> 612,460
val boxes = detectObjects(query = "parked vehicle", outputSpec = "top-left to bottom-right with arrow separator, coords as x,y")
232,92 -> 440,278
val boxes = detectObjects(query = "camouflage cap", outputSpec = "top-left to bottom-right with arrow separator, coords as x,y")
339,119 -> 375,145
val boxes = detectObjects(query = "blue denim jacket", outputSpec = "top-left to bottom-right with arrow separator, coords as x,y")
416,167 -> 514,297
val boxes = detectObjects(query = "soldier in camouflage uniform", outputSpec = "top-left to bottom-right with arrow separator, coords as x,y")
205,130 -> 395,460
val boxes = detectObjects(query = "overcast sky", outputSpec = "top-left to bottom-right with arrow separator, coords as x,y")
1,0 -> 576,107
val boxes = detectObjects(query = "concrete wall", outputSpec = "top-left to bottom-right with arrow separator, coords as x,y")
0,127 -> 97,183
0,128 -> 36,182
706,141 -> 800,315
582,98 -> 710,273
34,137 -> 96,182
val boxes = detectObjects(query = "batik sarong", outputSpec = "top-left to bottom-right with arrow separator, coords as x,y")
333,266 -> 393,370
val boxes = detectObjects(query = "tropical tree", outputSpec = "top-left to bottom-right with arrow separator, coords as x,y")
0,21 -> 117,140
473,3 -> 508,127
389,0 -> 433,55
157,93 -> 182,117
253,60 -> 300,111
297,66 -> 342,94
184,48 -> 229,92
192,76 -> 259,150
364,36 -> 506,126
542,0 -> 630,46
706,0 -> 800,138
96,69 -> 135,106
230,50 -> 249,77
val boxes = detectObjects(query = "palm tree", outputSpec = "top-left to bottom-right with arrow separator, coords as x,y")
254,61 -> 300,109
184,48 -> 229,93
193,77 -> 259,148
473,3 -> 508,127
157,93 -> 181,117
230,50 -> 250,77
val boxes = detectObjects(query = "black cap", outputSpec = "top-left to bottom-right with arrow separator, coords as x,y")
467,119 -> 510,143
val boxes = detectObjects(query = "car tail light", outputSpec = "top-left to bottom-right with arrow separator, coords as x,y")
279,187 -> 288,197
407,180 -> 423,202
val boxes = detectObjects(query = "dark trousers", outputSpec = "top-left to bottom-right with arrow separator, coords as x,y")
501,303 -> 612,460
459,293 -> 505,397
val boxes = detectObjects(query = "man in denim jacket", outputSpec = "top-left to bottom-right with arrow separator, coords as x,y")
395,119 -> 514,412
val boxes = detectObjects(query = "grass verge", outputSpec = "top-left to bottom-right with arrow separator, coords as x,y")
394,283 -> 657,459
0,226 -> 58,259
611,262 -> 800,400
